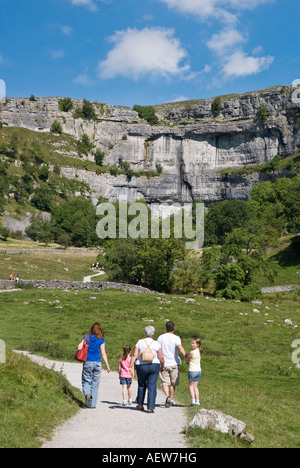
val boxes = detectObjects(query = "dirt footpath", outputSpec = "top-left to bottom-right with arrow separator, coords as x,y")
15,351 -> 187,448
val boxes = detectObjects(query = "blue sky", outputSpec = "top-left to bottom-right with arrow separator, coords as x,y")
0,0 -> 299,107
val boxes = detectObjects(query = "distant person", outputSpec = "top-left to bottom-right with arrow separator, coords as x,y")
16,274 -> 20,283
77,322 -> 111,409
185,338 -> 204,406
119,345 -> 133,406
9,273 -> 13,281
129,326 -> 164,413
157,321 -> 187,408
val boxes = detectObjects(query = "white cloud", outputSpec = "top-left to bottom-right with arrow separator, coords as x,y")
160,0 -> 272,23
61,25 -> 73,35
97,28 -> 190,80
73,73 -> 95,85
223,50 -> 274,77
206,28 -> 246,54
70,0 -> 98,11
51,50 -> 65,60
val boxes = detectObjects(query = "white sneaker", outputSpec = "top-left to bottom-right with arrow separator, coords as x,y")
128,399 -> 132,405
122,400 -> 127,406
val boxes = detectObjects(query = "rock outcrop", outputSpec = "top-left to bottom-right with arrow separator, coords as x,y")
1,85 -> 299,204
186,409 -> 254,443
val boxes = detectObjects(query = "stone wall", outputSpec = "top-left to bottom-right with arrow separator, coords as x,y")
0,279 -> 154,294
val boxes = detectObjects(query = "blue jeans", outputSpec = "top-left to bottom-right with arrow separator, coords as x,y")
82,361 -> 102,407
135,363 -> 160,411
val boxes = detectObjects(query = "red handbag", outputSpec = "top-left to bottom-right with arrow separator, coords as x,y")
74,334 -> 90,362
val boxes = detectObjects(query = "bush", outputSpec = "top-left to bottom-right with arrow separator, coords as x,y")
76,134 -> 95,156
133,105 -> 158,125
211,97 -> 222,116
94,149 -> 105,166
51,119 -> 62,134
258,104 -> 270,124
74,99 -> 97,121
58,98 -> 73,112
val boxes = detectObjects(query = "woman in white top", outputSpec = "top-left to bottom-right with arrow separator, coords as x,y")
130,326 -> 164,413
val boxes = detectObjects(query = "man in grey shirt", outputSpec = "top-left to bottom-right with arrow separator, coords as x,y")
157,321 -> 187,407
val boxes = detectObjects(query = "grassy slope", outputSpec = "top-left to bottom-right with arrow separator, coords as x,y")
0,287 -> 299,448
0,348 -> 83,448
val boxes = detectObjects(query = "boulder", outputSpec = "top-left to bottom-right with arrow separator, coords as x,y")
186,409 -> 254,443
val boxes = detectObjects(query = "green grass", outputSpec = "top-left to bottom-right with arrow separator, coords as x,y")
0,348 -> 84,448
0,287 -> 299,448
0,249 -> 101,282
254,235 -> 300,287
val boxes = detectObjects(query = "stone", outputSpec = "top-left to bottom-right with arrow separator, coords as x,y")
0,86 -> 299,205
186,409 -> 254,443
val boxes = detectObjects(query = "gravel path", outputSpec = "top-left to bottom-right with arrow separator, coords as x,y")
14,351 -> 188,449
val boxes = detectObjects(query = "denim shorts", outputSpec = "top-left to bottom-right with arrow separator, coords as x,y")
188,371 -> 202,382
120,377 -> 132,386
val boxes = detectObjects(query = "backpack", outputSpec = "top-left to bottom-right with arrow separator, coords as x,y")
141,339 -> 155,363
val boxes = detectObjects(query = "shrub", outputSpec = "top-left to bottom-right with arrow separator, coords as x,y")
74,99 -> 97,121
94,149 -> 105,166
76,134 -> 95,156
51,120 -> 62,134
133,105 -> 158,125
58,98 -> 73,112
211,97 -> 222,116
258,104 -> 270,124
29,94 -> 36,102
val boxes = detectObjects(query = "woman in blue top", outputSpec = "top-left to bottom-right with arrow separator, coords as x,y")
77,322 -> 111,408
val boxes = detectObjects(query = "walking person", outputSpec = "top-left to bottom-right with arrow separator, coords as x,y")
119,345 -> 133,406
129,326 -> 164,413
157,321 -> 187,408
77,322 -> 111,409
185,338 -> 204,406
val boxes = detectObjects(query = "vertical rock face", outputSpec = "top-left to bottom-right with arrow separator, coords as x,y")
0,85 -> 299,203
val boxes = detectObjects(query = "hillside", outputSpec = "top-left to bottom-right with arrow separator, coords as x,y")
0,85 -> 300,208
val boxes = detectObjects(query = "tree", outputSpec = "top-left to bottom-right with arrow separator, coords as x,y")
76,134 -> 95,156
257,104 -> 270,124
74,99 -> 97,121
133,105 -> 158,125
211,97 -> 222,116
58,98 -> 73,112
25,214 -> 53,245
51,120 -> 62,134
102,238 -> 185,293
57,232 -> 72,249
205,199 -> 252,245
95,149 -> 105,166
51,197 -> 99,247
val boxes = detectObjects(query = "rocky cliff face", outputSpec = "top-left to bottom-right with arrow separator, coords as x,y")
1,85 -> 299,204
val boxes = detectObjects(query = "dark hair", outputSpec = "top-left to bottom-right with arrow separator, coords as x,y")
90,322 -> 105,339
166,321 -> 175,332
122,345 -> 131,360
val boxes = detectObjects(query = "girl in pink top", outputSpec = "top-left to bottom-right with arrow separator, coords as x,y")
119,345 -> 134,406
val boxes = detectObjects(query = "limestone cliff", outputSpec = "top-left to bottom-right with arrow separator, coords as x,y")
0,85 -> 299,204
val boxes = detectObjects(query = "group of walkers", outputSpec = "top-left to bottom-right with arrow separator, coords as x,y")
78,320 -> 204,412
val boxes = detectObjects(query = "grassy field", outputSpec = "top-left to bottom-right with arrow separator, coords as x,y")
0,287 -> 299,448
0,238 -> 107,282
